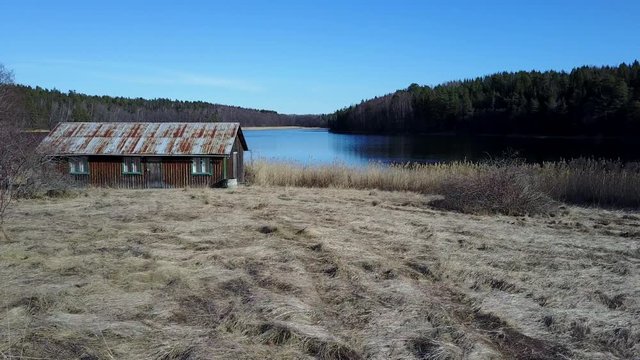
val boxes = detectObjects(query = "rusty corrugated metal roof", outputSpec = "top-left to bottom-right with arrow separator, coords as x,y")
38,122 -> 247,156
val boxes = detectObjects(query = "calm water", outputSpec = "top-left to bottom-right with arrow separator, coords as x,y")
243,128 -> 640,165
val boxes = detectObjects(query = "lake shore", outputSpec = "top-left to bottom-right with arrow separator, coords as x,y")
2,186 -> 638,359
328,128 -> 640,139
243,126 -> 327,130
246,159 -> 640,209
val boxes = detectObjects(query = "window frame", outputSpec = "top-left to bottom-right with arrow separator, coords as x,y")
191,157 -> 212,175
122,157 -> 143,175
69,157 -> 89,175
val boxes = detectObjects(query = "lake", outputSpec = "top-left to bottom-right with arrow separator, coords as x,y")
243,128 -> 640,165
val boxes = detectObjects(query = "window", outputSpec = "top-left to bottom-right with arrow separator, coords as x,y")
123,157 -> 142,174
69,157 -> 89,174
191,157 -> 212,175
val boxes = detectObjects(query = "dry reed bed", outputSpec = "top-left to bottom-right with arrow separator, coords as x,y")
1,187 -> 639,359
247,159 -> 640,209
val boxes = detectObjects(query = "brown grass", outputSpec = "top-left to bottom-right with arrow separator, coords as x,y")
246,158 -> 640,211
246,160 -> 473,193
538,159 -> 640,208
1,187 -> 638,359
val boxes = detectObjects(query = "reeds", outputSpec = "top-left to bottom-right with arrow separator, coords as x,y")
246,158 -> 640,210
536,159 -> 640,208
247,161 -> 482,194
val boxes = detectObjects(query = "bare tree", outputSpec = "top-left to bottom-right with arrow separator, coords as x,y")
0,125 -> 32,221
0,125 -> 65,241
0,64 -> 65,240
1,63 -> 23,236
48,100 -> 72,129
0,63 -> 15,124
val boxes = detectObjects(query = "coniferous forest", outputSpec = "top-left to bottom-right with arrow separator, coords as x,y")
6,61 -> 640,136
329,61 -> 640,136
7,85 -> 325,130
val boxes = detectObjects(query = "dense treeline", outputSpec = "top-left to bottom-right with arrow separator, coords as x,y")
329,61 -> 640,136
8,85 -> 325,129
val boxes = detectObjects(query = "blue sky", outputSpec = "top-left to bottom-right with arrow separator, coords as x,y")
1,1 -> 638,114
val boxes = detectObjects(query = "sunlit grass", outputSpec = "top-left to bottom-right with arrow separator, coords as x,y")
246,159 -> 640,209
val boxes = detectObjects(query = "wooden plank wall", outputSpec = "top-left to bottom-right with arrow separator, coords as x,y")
161,158 -> 224,188
67,156 -> 225,188
225,137 -> 245,183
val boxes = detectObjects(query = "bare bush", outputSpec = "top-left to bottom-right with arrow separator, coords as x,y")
0,126 -> 34,222
0,123 -> 70,235
432,164 -> 555,216
0,64 -> 19,231
0,64 -> 71,235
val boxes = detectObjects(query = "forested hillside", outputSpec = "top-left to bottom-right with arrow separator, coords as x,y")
8,85 -> 325,130
329,61 -> 640,136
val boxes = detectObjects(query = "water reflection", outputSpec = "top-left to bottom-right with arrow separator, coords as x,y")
244,128 -> 640,165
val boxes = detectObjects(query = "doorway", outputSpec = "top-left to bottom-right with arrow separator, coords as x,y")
146,159 -> 163,188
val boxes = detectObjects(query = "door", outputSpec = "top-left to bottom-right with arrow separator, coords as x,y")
147,159 -> 163,188
232,151 -> 238,179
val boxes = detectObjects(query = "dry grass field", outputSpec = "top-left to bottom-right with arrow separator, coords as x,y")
1,186 -> 639,359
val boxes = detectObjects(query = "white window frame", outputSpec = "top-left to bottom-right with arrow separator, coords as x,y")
122,157 -> 142,175
69,157 -> 89,175
191,157 -> 212,175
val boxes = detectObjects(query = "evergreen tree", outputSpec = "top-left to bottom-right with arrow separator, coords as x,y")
331,61 -> 640,136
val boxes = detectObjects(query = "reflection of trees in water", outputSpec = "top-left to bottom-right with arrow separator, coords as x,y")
333,133 -> 640,164
249,130 -> 640,166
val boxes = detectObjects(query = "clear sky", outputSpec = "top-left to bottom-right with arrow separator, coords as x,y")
1,0 -> 638,114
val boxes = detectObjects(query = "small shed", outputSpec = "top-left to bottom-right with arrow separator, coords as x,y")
38,122 -> 248,188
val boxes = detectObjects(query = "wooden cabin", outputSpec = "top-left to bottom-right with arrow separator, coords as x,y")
38,122 -> 248,188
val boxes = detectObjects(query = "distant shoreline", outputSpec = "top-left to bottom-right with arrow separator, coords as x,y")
328,129 -> 640,140
243,126 -> 327,131
22,126 -> 328,133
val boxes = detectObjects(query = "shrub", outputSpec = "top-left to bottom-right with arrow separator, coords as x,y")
432,164 -> 555,216
0,123 -> 73,229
